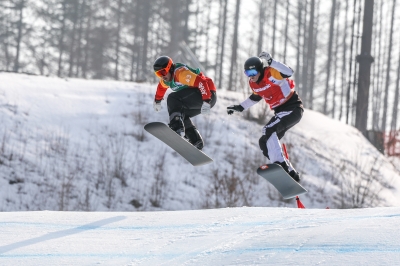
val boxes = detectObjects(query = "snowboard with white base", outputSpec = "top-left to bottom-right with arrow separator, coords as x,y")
144,122 -> 213,166
257,164 -> 307,199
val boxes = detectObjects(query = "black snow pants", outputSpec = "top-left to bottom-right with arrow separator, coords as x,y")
259,106 -> 303,159
167,88 -> 217,129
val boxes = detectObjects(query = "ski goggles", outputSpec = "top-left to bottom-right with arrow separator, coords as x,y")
244,69 -> 259,77
154,59 -> 173,77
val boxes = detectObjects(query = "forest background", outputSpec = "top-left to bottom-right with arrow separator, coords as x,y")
0,0 -> 399,150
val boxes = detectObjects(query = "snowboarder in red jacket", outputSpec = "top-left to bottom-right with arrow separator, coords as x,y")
152,56 -> 217,150
227,52 -> 303,182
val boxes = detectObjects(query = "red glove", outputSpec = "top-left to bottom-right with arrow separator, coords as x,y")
193,74 -> 212,101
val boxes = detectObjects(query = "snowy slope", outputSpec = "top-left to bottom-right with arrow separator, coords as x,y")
0,73 -> 399,211
0,207 -> 400,265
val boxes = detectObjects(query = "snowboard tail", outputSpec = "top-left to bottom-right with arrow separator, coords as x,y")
144,122 -> 213,166
257,164 -> 307,199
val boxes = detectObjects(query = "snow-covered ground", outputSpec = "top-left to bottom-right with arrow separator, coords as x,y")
0,72 -> 399,211
1,207 -> 400,265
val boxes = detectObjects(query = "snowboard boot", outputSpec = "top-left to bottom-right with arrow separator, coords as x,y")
168,115 -> 185,136
286,160 -> 301,182
288,170 -> 300,182
184,126 -> 204,150
274,161 -> 301,183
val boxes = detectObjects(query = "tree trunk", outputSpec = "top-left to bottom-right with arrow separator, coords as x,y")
168,0 -> 183,54
129,0 -> 139,81
271,0 -> 278,56
308,0 -> 318,109
304,0 -> 315,108
139,0 -> 151,79
380,0 -> 396,132
13,0 -> 25,73
257,0 -> 266,54
57,0 -> 67,77
352,0 -> 363,124
331,2 -> 340,118
301,0 -> 309,102
68,0 -> 80,77
283,0 -> 290,63
193,0 -> 200,54
339,0 -> 349,121
75,0 -> 85,77
371,0 -> 384,130
228,0 -> 241,91
114,0 -> 123,80
82,0 -> 93,79
323,0 -> 336,115
346,0 -> 358,124
217,0 -> 228,89
295,0 -> 303,92
391,45 -> 400,131
204,0 -> 212,70
214,0 -> 223,82
183,0 -> 191,45
355,0 -> 374,134
1,3 -> 12,70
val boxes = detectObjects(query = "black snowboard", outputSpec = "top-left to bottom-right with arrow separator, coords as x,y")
257,164 -> 307,199
144,122 -> 213,166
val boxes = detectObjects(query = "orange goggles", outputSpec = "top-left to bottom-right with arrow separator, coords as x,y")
154,59 -> 173,77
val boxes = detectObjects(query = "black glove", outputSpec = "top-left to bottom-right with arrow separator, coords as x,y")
227,105 -> 244,115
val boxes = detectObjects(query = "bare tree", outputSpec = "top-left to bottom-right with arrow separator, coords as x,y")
68,0 -> 80,77
139,0 -> 151,79
391,37 -> 400,131
294,0 -> 304,93
323,0 -> 337,115
217,0 -> 228,90
331,2 -> 340,118
355,0 -> 374,135
371,0 -> 384,130
380,0 -> 396,133
167,0 -> 184,54
113,0 -> 123,80
283,0 -> 290,63
346,0 -> 358,124
308,0 -> 319,109
0,1 -> 13,70
351,0 -> 363,125
12,0 -> 26,73
57,0 -> 67,77
203,0 -> 212,70
339,0 -> 350,121
306,0 -> 316,109
228,0 -> 241,91
271,0 -> 278,56
257,0 -> 267,54
82,0 -> 93,79
74,0 -> 85,77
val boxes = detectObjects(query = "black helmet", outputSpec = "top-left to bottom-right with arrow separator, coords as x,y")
153,56 -> 173,72
244,57 -> 263,73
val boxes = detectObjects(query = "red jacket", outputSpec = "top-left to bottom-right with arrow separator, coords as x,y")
249,65 -> 295,109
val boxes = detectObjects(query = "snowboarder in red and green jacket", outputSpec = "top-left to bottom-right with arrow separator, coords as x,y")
152,56 -> 217,150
